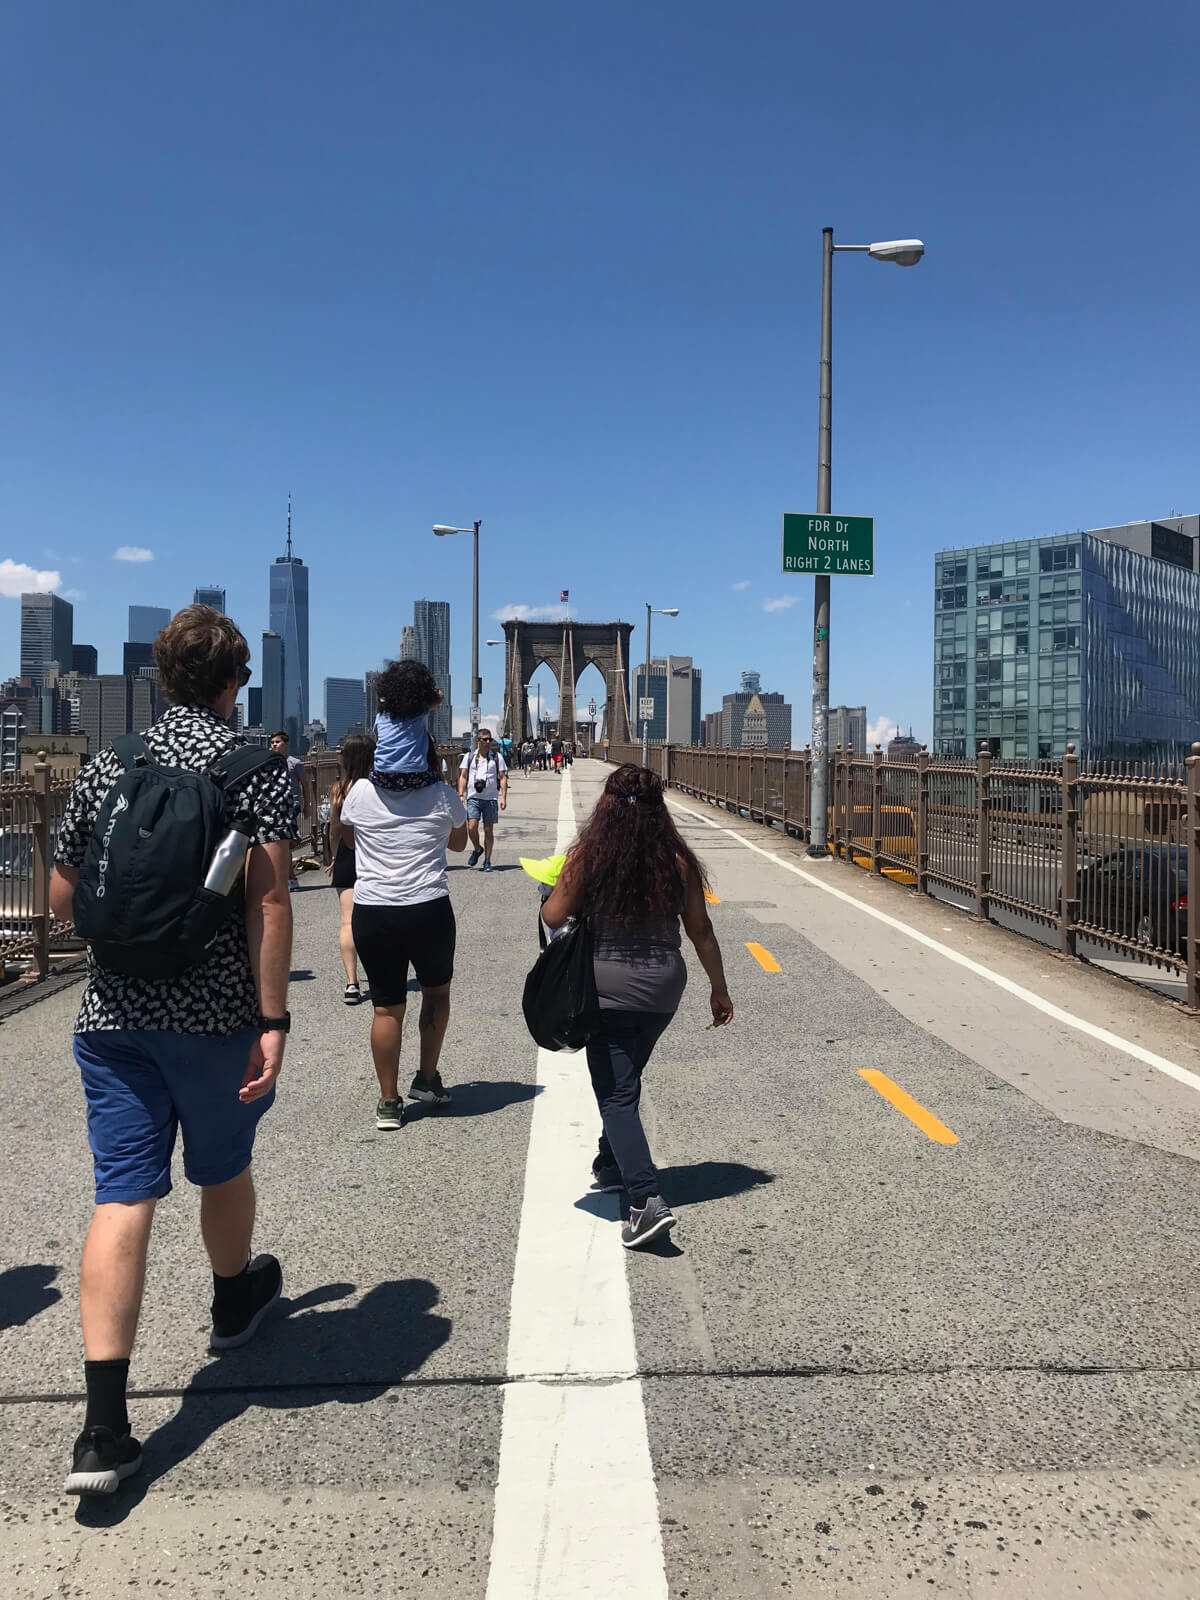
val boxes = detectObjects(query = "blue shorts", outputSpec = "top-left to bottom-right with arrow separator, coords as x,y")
466,796 -> 499,825
74,1029 -> 273,1204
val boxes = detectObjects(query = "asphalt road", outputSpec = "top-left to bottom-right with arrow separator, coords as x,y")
3,762 -> 1200,1597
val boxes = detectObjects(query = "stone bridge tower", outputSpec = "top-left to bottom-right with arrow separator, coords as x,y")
500,620 -> 634,745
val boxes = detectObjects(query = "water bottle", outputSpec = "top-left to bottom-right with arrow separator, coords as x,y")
203,822 -> 252,896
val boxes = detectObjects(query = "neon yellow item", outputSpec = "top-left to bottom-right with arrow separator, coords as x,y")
519,853 -> 567,887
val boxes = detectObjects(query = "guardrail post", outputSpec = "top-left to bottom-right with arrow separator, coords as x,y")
1185,743 -> 1200,1014
663,743 -> 673,789
1058,742 -> 1079,960
975,743 -> 992,921
916,745 -> 930,896
30,754 -> 51,982
871,745 -> 884,873
803,746 -> 811,843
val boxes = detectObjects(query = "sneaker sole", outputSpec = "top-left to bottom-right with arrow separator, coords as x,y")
208,1279 -> 283,1352
622,1213 -> 677,1249
375,1112 -> 404,1129
64,1451 -> 143,1496
407,1088 -> 452,1105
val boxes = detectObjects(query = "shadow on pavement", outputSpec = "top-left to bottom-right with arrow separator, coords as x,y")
289,969 -> 317,981
654,1161 -> 775,1206
405,1080 -> 543,1121
75,1277 -> 451,1527
0,1263 -> 62,1331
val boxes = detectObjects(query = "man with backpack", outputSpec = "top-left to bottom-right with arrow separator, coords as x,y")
49,606 -> 297,1497
458,728 -> 508,871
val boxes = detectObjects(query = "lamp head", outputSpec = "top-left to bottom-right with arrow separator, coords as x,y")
868,239 -> 924,267
432,524 -> 459,536
661,607 -> 680,616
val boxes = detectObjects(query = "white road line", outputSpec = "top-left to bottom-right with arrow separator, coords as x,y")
486,770 -> 669,1600
669,796 -> 1200,1097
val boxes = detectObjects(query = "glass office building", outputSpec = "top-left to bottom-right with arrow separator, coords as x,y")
269,551 -> 309,751
933,528 -> 1200,761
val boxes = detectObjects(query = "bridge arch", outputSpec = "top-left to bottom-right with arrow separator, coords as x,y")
500,619 -> 634,745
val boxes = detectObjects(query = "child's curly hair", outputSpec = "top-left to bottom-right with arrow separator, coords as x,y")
377,660 -> 442,719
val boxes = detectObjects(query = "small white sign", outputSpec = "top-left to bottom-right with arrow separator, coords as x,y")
638,698 -> 655,720
470,705 -> 481,730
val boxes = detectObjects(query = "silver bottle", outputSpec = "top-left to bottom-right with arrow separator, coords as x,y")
202,822 -> 252,896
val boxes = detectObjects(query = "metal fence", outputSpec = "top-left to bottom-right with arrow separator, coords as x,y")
0,744 -> 467,986
604,741 -> 1200,1014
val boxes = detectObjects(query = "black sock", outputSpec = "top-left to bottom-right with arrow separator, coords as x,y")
83,1359 -> 130,1435
212,1261 -> 251,1314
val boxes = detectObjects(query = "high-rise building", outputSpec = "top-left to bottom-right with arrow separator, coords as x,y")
72,644 -> 99,676
122,642 -> 157,680
20,593 -> 73,687
325,677 -> 366,747
269,499 -> 309,750
634,657 -> 703,745
128,605 -> 170,644
828,705 -> 867,755
0,679 -> 42,771
70,675 -> 151,755
365,670 -> 381,729
261,631 -> 285,736
193,586 -> 226,613
247,687 -> 263,728
742,694 -> 769,749
704,710 -> 722,748
719,685 -> 792,749
412,600 -> 452,745
888,732 -> 922,762
740,669 -> 762,695
399,626 -> 418,661
933,515 -> 1200,761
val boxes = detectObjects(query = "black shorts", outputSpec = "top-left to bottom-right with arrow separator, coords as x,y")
351,897 -> 456,1005
331,842 -> 356,891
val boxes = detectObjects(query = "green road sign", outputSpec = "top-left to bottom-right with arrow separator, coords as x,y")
782,513 -> 874,575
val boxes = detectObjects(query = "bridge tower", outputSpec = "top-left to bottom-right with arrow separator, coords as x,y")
500,620 -> 633,745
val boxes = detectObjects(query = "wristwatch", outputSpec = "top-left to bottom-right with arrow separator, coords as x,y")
257,1012 -> 291,1034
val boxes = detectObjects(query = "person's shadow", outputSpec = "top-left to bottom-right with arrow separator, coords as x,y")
76,1277 -> 450,1526
0,1264 -> 61,1332
404,1081 -> 542,1122
573,1162 -> 774,1256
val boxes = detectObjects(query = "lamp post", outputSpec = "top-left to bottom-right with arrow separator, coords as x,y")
433,521 -> 482,737
808,230 -> 924,858
642,604 -> 680,767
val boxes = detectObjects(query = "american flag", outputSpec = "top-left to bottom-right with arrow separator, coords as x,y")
559,589 -> 569,603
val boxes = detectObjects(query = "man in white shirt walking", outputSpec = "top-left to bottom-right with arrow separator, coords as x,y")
458,730 -> 508,872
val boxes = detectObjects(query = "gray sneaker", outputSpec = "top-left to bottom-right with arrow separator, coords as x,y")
591,1159 -> 623,1194
622,1196 -> 676,1249
408,1072 -> 452,1106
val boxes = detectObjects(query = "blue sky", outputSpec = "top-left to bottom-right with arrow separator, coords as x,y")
3,1 -> 1198,743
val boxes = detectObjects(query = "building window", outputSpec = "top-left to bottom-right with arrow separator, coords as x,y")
1039,545 -> 1079,573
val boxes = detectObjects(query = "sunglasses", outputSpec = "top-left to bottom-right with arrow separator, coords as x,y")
238,663 -> 251,688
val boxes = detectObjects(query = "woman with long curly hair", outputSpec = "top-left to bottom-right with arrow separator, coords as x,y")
541,763 -> 733,1248
324,734 -> 376,1003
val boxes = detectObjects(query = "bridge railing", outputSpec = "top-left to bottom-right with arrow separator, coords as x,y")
604,741 -> 1200,1013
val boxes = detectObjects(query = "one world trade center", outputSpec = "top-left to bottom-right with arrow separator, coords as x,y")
269,497 -> 309,751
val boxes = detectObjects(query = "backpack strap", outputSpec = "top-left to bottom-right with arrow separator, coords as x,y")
112,734 -> 153,771
210,746 -> 283,794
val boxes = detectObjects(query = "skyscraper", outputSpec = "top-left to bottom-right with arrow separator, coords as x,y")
719,684 -> 792,749
828,705 -> 867,755
412,600 -> 452,745
72,645 -> 99,676
634,657 -> 703,745
193,586 -> 226,613
123,642 -> 157,680
261,631 -> 285,736
324,678 -> 366,746
247,687 -> 263,729
365,670 -> 381,729
399,625 -> 418,661
128,605 -> 170,644
269,498 -> 309,751
21,593 -> 73,687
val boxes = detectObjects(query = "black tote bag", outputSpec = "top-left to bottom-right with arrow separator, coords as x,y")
522,915 -> 601,1052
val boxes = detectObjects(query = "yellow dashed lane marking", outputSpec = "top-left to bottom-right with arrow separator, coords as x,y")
745,942 -> 782,973
858,1069 -> 959,1145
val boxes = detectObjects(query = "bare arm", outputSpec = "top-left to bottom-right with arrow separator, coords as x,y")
448,822 -> 469,853
680,862 -> 734,1026
499,764 -> 509,810
541,854 -> 584,930
242,839 -> 293,1102
457,762 -> 468,800
50,864 -> 78,923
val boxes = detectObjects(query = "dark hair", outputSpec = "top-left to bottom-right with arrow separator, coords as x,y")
270,730 -> 288,744
335,734 -> 375,794
377,660 -> 441,719
154,606 -> 249,707
569,763 -> 708,926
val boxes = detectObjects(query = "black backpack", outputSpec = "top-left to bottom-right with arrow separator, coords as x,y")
522,915 -> 601,1052
73,734 -> 282,981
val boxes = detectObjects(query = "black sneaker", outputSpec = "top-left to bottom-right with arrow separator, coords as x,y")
591,1159 -> 624,1194
376,1097 -> 403,1130
621,1196 -> 676,1250
64,1426 -> 143,1496
408,1072 -> 452,1106
209,1254 -> 283,1352
344,982 -> 362,1005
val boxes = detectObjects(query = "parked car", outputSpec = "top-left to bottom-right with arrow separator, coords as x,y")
843,804 -> 918,887
1071,845 -> 1187,954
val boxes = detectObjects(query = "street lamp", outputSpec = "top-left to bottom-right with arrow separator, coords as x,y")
808,229 -> 924,858
433,521 -> 482,737
642,604 -> 679,767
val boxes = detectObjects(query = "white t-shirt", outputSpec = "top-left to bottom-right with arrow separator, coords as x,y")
459,749 -> 508,800
339,779 -> 468,906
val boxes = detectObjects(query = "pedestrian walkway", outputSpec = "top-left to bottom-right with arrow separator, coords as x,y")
4,761 -> 1200,1597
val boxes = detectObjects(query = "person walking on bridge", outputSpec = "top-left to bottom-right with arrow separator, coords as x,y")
541,762 -> 734,1248
459,729 -> 508,871
324,733 -> 374,1003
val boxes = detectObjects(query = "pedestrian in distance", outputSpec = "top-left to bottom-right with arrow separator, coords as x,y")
370,660 -> 445,792
340,734 -> 469,1127
551,735 -> 564,773
50,606 -> 297,1496
540,762 -> 734,1248
324,733 -> 375,1003
269,729 -> 315,891
459,728 -> 508,871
